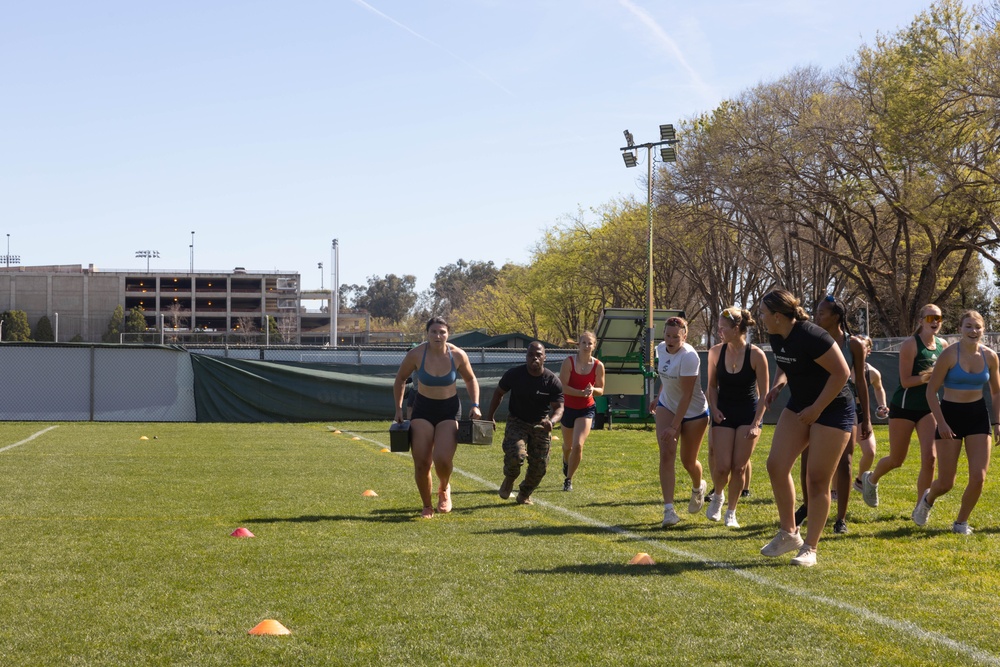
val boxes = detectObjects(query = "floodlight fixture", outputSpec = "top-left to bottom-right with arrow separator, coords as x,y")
660,146 -> 676,162
136,249 -> 161,272
622,151 -> 638,168
659,124 -> 676,142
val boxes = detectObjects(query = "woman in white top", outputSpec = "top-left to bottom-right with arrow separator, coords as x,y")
649,316 -> 710,527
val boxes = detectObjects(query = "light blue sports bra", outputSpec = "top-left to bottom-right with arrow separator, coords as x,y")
417,345 -> 457,387
943,347 -> 989,390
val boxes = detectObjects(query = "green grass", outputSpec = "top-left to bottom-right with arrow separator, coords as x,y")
0,421 -> 998,666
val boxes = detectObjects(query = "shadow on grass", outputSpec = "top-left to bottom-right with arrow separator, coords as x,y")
242,509 -> 415,524
517,558 -> 773,576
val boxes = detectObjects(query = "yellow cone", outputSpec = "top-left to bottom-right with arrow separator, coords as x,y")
139,436 -> 149,441
362,489 -> 378,497
628,552 -> 654,565
248,619 -> 291,635
352,436 -> 361,440
380,447 -> 390,453
333,430 -> 342,434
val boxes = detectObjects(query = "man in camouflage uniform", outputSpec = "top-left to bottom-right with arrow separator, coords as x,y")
486,341 -> 564,505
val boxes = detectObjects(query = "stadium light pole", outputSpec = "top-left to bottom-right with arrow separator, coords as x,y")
136,250 -> 160,272
189,231 -> 195,274
3,234 -> 20,269
318,262 -> 324,290
620,124 -> 679,401
331,239 -> 339,348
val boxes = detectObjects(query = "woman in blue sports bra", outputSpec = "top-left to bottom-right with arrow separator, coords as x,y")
393,316 -> 482,519
914,310 -> 1000,534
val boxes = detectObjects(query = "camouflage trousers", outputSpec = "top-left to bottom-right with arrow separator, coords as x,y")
502,415 -> 551,497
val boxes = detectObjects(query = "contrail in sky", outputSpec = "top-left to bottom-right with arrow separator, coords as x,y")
348,0 -> 515,97
617,0 -> 716,101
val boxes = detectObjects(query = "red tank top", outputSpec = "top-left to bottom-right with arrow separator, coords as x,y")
564,356 -> 597,409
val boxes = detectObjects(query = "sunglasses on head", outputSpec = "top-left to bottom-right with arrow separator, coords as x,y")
721,307 -> 742,321
924,314 -> 943,324
665,317 -> 684,327
824,295 -> 836,302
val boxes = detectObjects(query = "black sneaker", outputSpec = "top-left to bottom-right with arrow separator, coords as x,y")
834,519 -> 848,534
740,489 -> 751,498
563,478 -> 572,492
794,504 -> 808,527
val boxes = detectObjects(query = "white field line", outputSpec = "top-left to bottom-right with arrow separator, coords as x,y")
0,426 -> 60,454
343,429 -> 1000,666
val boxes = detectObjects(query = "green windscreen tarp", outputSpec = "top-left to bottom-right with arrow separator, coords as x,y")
190,354 -> 498,422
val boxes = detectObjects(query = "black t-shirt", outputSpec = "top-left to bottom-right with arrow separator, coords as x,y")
498,365 -> 564,423
770,320 -> 851,412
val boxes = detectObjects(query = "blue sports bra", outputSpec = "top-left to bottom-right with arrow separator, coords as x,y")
417,345 -> 457,387
943,347 -> 990,390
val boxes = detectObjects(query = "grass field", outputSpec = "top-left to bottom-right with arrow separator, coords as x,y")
1,421 -> 999,666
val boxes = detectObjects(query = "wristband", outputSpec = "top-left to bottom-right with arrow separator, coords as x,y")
471,403 -> 479,408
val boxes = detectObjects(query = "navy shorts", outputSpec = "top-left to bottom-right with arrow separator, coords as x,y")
561,405 -> 596,428
411,393 -> 461,427
889,403 -> 932,422
788,396 -> 855,432
937,398 -> 990,439
714,401 -> 757,429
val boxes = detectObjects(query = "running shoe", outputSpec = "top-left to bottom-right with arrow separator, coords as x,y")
760,529 -> 804,557
706,492 -> 724,521
861,471 -> 879,508
790,546 -> 817,567
688,479 -> 708,513
515,492 -> 533,505
563,478 -> 573,492
740,488 -> 751,498
912,490 -> 933,526
724,510 -> 740,528
833,518 -> 847,534
952,521 -> 973,535
852,478 -> 863,493
662,506 -> 681,527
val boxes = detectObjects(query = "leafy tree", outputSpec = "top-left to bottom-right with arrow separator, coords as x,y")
125,307 -> 148,334
102,305 -> 125,343
354,274 -> 418,324
33,315 -> 54,342
1,310 -> 32,341
266,315 -> 281,343
430,259 -> 499,316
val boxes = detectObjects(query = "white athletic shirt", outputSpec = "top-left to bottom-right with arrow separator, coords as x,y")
656,341 -> 709,418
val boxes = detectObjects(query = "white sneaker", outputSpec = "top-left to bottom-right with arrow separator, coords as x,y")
724,510 -> 739,528
790,546 -> 817,567
706,492 -> 725,521
861,471 -> 879,508
760,529 -> 804,557
662,506 -> 680,527
952,521 -> 973,535
688,479 -> 708,514
912,490 -> 933,526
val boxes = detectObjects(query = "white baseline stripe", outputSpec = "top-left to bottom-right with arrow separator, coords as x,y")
344,429 -> 1000,666
0,426 -> 60,454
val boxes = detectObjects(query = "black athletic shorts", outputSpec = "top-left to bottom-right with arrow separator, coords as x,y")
411,393 -> 461,427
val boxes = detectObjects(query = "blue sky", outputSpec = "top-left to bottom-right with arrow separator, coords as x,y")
1,0 -> 930,295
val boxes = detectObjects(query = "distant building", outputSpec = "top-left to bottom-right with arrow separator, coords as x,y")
0,264 -> 348,343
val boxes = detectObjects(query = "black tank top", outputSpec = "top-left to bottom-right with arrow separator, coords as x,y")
716,343 -> 757,405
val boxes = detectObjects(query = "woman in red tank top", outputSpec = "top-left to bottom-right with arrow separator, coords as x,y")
559,331 -> 605,491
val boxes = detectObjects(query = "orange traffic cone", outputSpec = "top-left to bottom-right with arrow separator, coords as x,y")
248,619 -> 291,635
362,489 -> 378,497
628,552 -> 654,565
